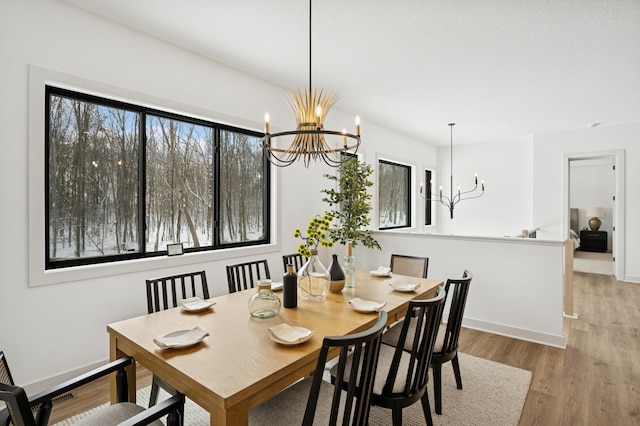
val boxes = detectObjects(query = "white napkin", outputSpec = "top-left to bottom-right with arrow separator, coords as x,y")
270,281 -> 284,291
153,326 -> 209,348
389,282 -> 420,292
370,266 -> 392,276
180,297 -> 215,311
269,324 -> 313,343
348,297 -> 387,312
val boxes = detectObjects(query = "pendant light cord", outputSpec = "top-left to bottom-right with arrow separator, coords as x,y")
450,123 -> 454,200
309,0 -> 312,92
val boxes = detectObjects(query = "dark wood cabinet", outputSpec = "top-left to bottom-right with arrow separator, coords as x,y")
580,230 -> 607,253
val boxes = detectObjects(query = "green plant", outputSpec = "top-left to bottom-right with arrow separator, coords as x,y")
321,157 -> 381,250
294,214 -> 334,257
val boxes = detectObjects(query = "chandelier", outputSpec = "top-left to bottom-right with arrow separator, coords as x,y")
421,123 -> 485,219
261,0 -> 361,168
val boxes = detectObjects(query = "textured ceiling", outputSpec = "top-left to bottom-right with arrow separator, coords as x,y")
60,0 -> 640,145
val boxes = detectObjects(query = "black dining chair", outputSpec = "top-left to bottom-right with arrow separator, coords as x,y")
390,254 -> 429,278
282,253 -> 306,273
0,352 -> 184,426
249,311 -> 388,425
145,270 -> 210,407
332,287 -> 446,426
226,259 -> 271,293
382,270 -> 473,415
145,271 -> 210,314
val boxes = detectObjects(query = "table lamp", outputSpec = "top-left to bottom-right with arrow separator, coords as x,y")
586,207 -> 605,231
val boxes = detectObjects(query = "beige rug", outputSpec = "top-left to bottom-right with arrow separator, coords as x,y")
54,353 -> 531,426
573,251 -> 613,275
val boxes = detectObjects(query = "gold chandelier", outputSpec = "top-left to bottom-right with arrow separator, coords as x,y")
261,0 -> 361,168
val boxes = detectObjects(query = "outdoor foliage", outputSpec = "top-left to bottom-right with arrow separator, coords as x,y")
47,90 -> 266,266
378,160 -> 410,228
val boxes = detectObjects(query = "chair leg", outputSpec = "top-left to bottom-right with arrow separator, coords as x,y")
420,391 -> 434,426
433,362 -> 442,415
391,406 -> 403,426
166,410 -> 182,426
149,377 -> 160,408
452,353 -> 463,389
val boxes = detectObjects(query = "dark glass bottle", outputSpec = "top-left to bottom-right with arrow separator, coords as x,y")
283,263 -> 298,308
329,253 -> 346,293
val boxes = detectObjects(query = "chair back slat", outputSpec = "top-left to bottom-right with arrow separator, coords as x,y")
381,286 -> 446,397
145,271 -> 209,314
440,270 -> 473,354
282,253 -> 306,273
390,254 -> 429,278
226,260 -> 271,293
303,311 -> 387,426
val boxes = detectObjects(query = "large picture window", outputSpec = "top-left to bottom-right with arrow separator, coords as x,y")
46,86 -> 269,269
378,159 -> 411,229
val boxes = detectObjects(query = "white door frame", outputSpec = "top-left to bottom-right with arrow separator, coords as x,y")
562,149 -> 625,281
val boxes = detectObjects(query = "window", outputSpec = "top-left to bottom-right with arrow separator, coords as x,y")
424,169 -> 433,226
378,159 -> 411,229
46,86 -> 269,269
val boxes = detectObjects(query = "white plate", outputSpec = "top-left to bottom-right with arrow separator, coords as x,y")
271,281 -> 283,292
269,326 -> 314,346
180,298 -> 215,312
153,327 -> 209,349
370,271 -> 393,277
348,298 -> 387,313
388,282 -> 421,293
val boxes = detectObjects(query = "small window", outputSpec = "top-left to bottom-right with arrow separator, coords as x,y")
424,169 -> 433,226
378,159 -> 411,229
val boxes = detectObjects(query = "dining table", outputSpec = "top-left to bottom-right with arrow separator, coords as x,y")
107,269 -> 443,425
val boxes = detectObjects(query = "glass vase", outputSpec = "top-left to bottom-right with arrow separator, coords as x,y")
344,241 -> 355,288
298,250 -> 330,302
248,280 -> 281,318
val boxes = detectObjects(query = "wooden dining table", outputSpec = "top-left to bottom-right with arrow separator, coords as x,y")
107,269 -> 442,425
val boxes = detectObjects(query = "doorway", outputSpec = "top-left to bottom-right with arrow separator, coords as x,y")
563,150 -> 625,281
569,158 -> 614,275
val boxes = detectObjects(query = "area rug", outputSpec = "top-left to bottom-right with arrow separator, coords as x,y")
54,353 -> 531,426
573,251 -> 613,275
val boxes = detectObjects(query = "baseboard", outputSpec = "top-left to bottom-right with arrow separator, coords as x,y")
462,317 -> 566,349
623,275 -> 640,283
23,358 -> 109,396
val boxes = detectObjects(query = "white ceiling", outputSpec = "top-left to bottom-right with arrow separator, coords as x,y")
60,0 -> 640,145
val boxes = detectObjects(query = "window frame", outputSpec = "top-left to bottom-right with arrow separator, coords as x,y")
29,66 -> 279,287
424,168 -> 433,226
377,158 -> 412,230
44,86 -> 270,270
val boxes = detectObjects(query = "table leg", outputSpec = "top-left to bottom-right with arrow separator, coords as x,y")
109,334 -> 136,404
210,400 -> 248,425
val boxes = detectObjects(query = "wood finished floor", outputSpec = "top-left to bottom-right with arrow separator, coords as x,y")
47,271 -> 639,425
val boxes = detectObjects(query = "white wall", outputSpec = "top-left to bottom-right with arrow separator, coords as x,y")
356,232 -> 566,348
0,0 -> 437,390
570,159 -> 615,250
434,136 -> 534,237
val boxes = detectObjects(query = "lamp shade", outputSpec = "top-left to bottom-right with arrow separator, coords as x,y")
586,207 -> 605,218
